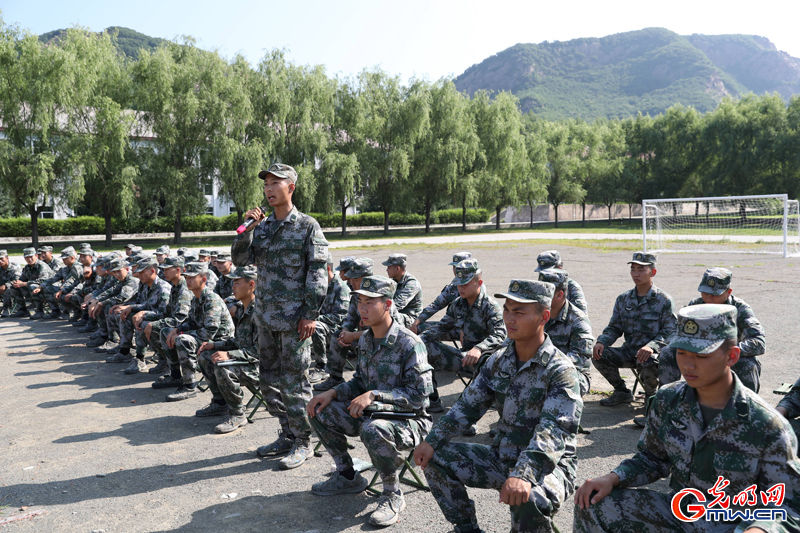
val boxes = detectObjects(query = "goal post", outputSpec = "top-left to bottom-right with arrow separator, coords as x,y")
642,194 -> 800,257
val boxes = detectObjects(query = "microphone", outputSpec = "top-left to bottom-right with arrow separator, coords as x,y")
236,206 -> 267,235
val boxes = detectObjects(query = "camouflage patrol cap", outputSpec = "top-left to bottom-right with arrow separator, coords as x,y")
215,252 -> 232,262
210,250 -> 219,258
335,256 -> 356,272
345,258 -> 374,279
628,251 -> 656,266
452,259 -> 480,286
448,252 -> 472,266
226,265 -> 258,281
79,242 -> 91,250
133,256 -> 158,273
669,304 -> 737,354
534,250 -> 561,272
382,253 -> 407,267
127,252 -> 147,264
537,268 -> 569,290
0,249 -> 7,258
125,243 -> 136,250
354,275 -> 397,299
128,245 -> 143,255
155,245 -> 171,255
183,261 -> 208,277
495,279 -> 555,307
79,246 -> 95,257
183,252 -> 198,264
177,247 -> 189,256
158,256 -> 185,269
23,247 -> 37,257
259,163 -> 298,184
198,249 -> 213,257
61,246 -> 77,258
37,245 -> 54,254
108,257 -> 128,272
698,267 -> 732,296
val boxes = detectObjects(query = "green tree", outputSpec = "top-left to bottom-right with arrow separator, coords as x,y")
541,120 -> 584,227
583,120 -> 627,222
520,114 -> 549,227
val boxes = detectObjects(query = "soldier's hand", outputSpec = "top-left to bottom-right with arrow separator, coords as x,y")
347,391 -> 375,418
307,389 -> 336,418
133,311 -> 146,328
592,343 -> 605,360
635,345 -> 654,364
462,347 -> 482,368
211,351 -> 229,363
199,341 -> 214,352
144,322 -> 153,341
32,287 -> 40,294
166,329 -> 177,349
297,319 -> 316,340
120,306 -> 132,320
409,320 -> 420,334
413,442 -> 434,469
574,473 -> 619,509
242,207 -> 264,231
499,477 -> 532,507
337,330 -> 355,347
55,290 -> 62,300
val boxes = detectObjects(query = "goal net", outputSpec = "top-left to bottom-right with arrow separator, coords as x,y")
642,194 -> 800,256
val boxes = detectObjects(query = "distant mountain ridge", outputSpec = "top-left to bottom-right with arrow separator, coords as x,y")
39,26 -> 169,59
454,27 -> 800,120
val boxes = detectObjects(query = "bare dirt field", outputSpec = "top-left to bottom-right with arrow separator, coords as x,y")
1,238 -> 798,532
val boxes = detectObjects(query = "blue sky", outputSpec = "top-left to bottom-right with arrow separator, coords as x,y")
2,0 -> 799,82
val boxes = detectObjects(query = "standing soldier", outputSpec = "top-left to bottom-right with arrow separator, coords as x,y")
308,254 -> 351,385
593,252 -> 676,409
410,251 -> 472,334
534,250 -> 588,313
0,250 -> 21,317
10,247 -> 54,319
232,163 -> 329,470
383,253 -> 423,328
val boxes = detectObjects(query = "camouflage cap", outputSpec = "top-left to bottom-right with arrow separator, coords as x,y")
158,255 -> 185,269
108,257 -> 128,272
353,275 -> 397,299
226,265 -> 258,281
125,243 -> 136,250
23,247 -> 37,257
79,247 -> 95,257
335,256 -> 356,272
345,257 -> 374,279
382,253 -> 407,267
155,245 -> 171,255
0,249 -> 7,258
133,256 -> 158,273
495,279 -> 555,307
258,163 -> 298,184
182,251 -> 198,263
127,252 -> 147,264
37,245 -> 54,253
210,250 -> 219,258
198,249 -> 213,257
60,246 -> 77,258
215,252 -> 232,262
451,258 -> 480,286
183,261 -> 209,277
628,251 -> 656,266
537,268 -> 569,290
448,251 -> 473,266
698,267 -> 732,296
177,247 -> 189,256
534,250 -> 561,272
669,304 -> 737,354
128,245 -> 143,254
79,242 -> 92,250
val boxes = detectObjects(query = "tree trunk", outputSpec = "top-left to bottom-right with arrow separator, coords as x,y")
341,202 -> 347,236
173,210 -> 182,244
529,200 -> 534,228
424,199 -> 431,234
103,204 -> 113,248
383,208 -> 389,235
236,209 -> 244,225
695,201 -> 699,217
495,206 -> 501,230
628,204 -> 632,220
461,197 -> 467,232
29,205 -> 39,248
607,203 -> 612,222
581,202 -> 586,227
554,204 -> 560,228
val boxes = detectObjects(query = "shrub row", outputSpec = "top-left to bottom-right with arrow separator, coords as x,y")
0,209 -> 490,237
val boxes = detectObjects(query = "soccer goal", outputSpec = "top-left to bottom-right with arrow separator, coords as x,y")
642,194 -> 800,257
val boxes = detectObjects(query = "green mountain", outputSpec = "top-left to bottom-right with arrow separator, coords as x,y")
454,28 -> 800,120
39,26 -> 169,59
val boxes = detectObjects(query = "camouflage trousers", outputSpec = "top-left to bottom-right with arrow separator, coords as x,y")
197,350 -> 258,415
573,488 -> 734,533
777,376 -> 800,420
424,442 -> 568,532
423,340 -> 466,372
43,284 -> 65,312
395,312 -> 415,329
0,286 -> 11,310
106,311 -> 144,352
311,321 -> 335,367
310,400 -> 429,485
255,316 -> 313,442
324,332 -> 356,380
592,345 -> 659,396
658,346 -> 762,392
159,328 -> 200,385
146,322 -> 170,368
9,284 -> 46,312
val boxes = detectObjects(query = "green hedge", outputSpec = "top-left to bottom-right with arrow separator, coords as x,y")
0,209 -> 490,237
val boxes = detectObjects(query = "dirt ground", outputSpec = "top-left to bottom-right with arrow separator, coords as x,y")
1,239 -> 798,533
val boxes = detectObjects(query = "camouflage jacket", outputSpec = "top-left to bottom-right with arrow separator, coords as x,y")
231,206 -> 329,331
566,278 -> 588,313
596,285 -> 676,353
335,319 -> 433,419
91,275 -> 116,298
417,282 -> 460,324
614,377 -> 800,532
73,271 -> 96,297
205,268 -> 218,292
393,272 -> 423,320
545,300 -> 594,378
60,265 -> 90,294
177,286 -> 235,342
318,273 -> 351,329
147,277 -> 193,329
19,261 -> 54,288
778,377 -> 800,419
43,262 -> 83,290
423,285 -> 507,353
97,272 -> 140,306
687,294 -> 765,357
129,277 -> 171,320
212,300 -> 258,364
214,273 -> 233,300
45,257 -> 64,272
426,336 -> 583,489
0,262 -> 21,288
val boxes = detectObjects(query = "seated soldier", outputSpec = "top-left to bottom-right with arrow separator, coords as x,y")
147,256 -> 193,382
212,252 -> 235,302
41,246 -> 83,319
414,280 -> 583,533
659,267 -> 766,392
534,249 -> 588,313
410,251 -> 472,334
574,304 -> 800,532
37,245 -> 64,273
195,265 -> 259,434
197,249 -> 220,290
86,257 -> 140,350
308,254 -> 351,384
160,262 -> 235,402
63,263 -> 95,325
539,268 -> 594,396
777,377 -> 800,438
0,249 -> 22,318
9,247 -> 54,319
80,254 -> 119,334
593,252 -> 676,408
154,246 -> 170,279
420,258 -> 506,413
308,275 -> 433,528
383,253 -> 422,328
200,249 -> 220,277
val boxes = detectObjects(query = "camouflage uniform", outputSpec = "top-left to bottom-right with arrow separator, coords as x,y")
392,272 -> 423,328
424,326 -> 582,532
231,204 -> 328,444
120,262 -> 171,356
415,251 -> 472,328
534,250 -> 588,313
312,285 -> 433,489
312,272 -> 351,368
42,248 -> 83,314
10,252 -> 54,314
778,377 -> 800,438
0,251 -> 21,313
38,246 -> 64,273
96,264 -> 140,340
545,300 -> 594,396
146,261 -> 193,371
61,268 -> 95,319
